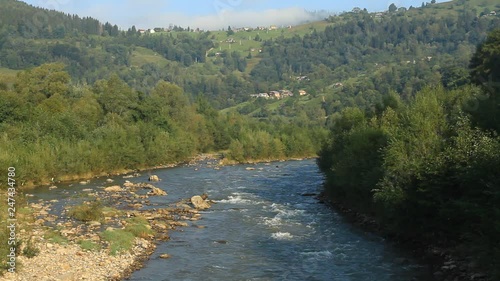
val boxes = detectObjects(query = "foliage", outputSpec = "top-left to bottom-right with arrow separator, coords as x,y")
469,28 -> 500,132
124,217 -> 154,239
100,229 -> 135,256
67,201 -> 104,222
44,229 -> 68,245
320,86 -> 500,276
318,29 -> 500,276
22,240 -> 40,258
77,240 -> 101,252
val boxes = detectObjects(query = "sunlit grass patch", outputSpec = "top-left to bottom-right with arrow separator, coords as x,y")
77,239 -> 101,252
100,229 -> 135,255
67,201 -> 103,222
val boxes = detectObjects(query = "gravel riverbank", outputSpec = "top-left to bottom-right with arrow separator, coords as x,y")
1,172 -> 212,281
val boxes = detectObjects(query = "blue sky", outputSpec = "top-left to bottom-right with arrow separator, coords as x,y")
23,0 -> 449,30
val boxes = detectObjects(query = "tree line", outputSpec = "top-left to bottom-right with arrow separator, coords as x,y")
0,63 -> 324,185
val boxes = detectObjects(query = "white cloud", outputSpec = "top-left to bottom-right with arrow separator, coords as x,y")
113,7 -> 327,30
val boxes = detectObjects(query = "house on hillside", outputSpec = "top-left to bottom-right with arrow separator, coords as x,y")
269,91 -> 281,99
296,76 -> 309,81
138,29 -> 146,34
147,29 -> 155,34
299,90 -> 308,96
280,90 -> 293,98
269,25 -> 277,30
251,93 -> 270,99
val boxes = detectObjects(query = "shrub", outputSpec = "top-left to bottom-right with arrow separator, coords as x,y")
44,229 -> 68,244
100,229 -> 135,255
22,241 -> 40,258
124,217 -> 154,239
67,201 -> 103,222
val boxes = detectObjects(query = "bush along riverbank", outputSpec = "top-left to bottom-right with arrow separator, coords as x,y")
317,30 -> 500,281
0,174 -> 214,280
0,63 -> 327,188
317,86 -> 499,280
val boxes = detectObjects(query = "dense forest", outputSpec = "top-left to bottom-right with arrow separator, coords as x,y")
317,29 -> 500,278
0,62 -> 324,185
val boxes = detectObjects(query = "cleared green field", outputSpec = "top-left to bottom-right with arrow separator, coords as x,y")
130,46 -> 171,67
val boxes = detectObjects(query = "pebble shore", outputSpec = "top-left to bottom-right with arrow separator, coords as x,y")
0,173 -> 212,281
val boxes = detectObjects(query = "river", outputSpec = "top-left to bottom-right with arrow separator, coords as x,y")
29,159 -> 433,281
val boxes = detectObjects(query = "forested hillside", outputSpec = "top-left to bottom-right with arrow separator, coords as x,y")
2,0 -> 500,112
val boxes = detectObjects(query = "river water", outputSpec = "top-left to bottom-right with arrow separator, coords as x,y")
30,159 -> 433,281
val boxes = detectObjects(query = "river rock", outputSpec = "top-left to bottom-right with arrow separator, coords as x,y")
169,221 -> 188,227
148,175 -> 160,182
104,185 -> 123,192
190,195 -> 211,210
159,254 -> 171,259
148,187 -> 167,196
139,183 -> 157,189
123,181 -> 135,188
49,185 -> 58,190
106,178 -> 114,183
88,221 -> 101,227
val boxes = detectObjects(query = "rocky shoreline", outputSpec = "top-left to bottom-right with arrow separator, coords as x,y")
317,192 -> 490,281
1,172 -> 214,281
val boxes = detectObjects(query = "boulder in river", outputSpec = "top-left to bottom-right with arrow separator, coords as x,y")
148,175 -> 160,182
190,195 -> 211,210
159,254 -> 171,259
148,187 -> 167,196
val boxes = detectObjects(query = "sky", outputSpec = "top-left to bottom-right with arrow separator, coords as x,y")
22,0 -> 449,30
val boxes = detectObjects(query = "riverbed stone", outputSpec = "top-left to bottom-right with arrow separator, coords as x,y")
148,175 -> 160,182
104,185 -> 123,192
190,195 -> 211,210
148,187 -> 167,196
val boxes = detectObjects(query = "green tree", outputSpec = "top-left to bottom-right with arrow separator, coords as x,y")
469,29 -> 500,131
389,3 -> 398,12
227,26 -> 234,36
14,63 -> 70,102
